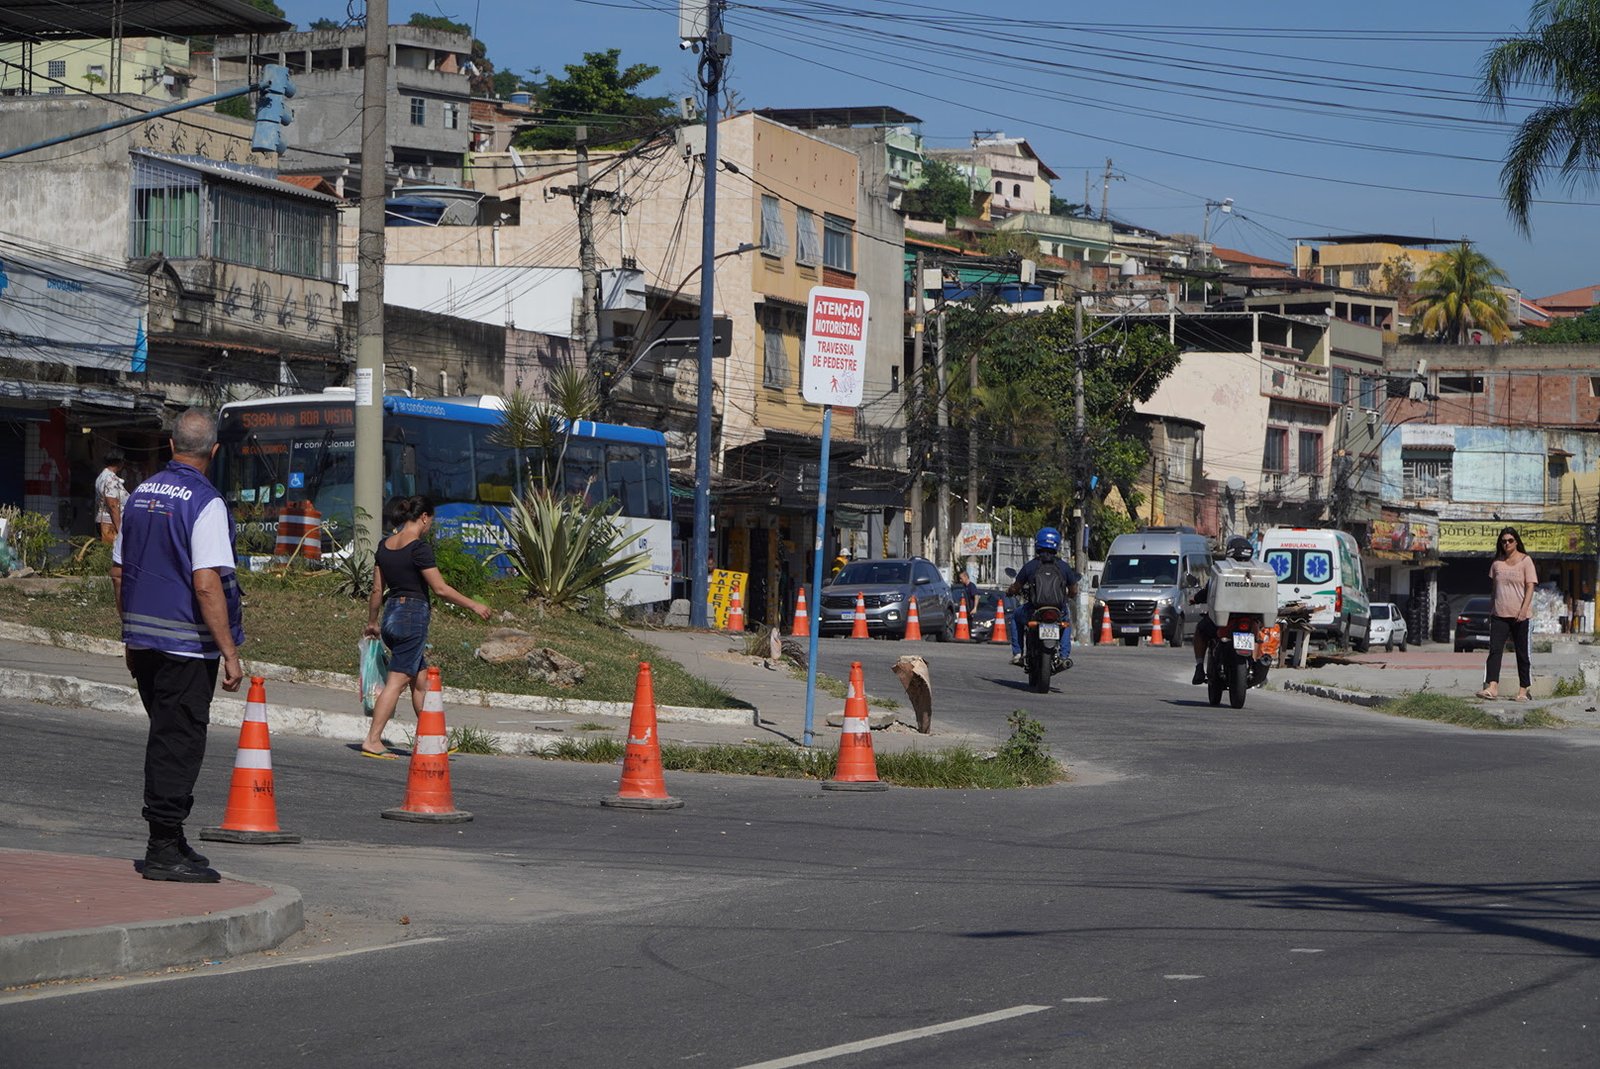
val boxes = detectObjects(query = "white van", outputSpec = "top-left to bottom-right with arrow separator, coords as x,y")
1259,527 -> 1371,650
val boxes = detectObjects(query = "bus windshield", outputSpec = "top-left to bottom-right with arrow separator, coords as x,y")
1101,555 -> 1180,586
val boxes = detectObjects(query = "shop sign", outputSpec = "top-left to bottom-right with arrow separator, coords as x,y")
1369,519 -> 1435,554
957,522 -> 993,557
706,568 -> 748,629
1438,521 -> 1593,556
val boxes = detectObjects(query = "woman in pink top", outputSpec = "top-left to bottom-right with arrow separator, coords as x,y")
1477,526 -> 1537,701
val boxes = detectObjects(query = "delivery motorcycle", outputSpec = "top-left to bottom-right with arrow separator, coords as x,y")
1200,562 -> 1280,709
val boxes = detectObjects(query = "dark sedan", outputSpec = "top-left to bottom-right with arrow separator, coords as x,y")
1454,596 -> 1495,652
968,588 -> 1004,642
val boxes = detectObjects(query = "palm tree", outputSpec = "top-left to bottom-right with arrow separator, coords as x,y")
1480,1 -> 1600,233
1411,243 -> 1514,343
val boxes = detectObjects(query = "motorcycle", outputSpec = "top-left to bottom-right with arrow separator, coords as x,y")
1204,614 -> 1279,709
1199,560 -> 1280,709
1004,568 -> 1070,693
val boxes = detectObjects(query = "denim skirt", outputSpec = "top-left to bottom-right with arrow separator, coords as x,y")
380,596 -> 431,677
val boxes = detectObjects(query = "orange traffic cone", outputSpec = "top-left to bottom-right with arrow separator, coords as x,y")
200,677 -> 300,844
990,595 -> 1009,644
822,661 -> 887,792
851,591 -> 869,639
955,596 -> 971,641
1149,607 -> 1164,646
1098,602 -> 1112,644
792,588 -> 810,638
726,585 -> 746,632
602,662 -> 684,810
904,596 -> 923,640
382,667 -> 473,823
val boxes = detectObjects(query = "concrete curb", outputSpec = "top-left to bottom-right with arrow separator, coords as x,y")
0,877 -> 303,988
0,620 -> 756,727
1282,680 -> 1392,708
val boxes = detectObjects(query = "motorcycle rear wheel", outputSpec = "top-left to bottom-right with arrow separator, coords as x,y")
1206,655 -> 1224,707
1029,654 -> 1051,693
1228,659 -> 1248,708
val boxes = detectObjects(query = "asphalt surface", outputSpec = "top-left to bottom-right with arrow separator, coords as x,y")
2,643 -> 1597,1067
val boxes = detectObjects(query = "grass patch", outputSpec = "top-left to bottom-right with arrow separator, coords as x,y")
1551,674 -> 1585,698
1380,690 -> 1562,730
572,721 -> 613,732
0,575 -> 744,710
531,709 -> 1064,788
1532,638 -> 1553,654
787,664 -> 899,710
445,724 -> 503,755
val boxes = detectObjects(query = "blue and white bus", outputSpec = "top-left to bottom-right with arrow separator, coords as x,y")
214,389 -> 673,605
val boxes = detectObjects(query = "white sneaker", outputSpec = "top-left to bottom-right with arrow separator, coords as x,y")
1010,653 -> 1023,667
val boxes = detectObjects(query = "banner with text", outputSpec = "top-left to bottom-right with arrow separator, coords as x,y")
1438,521 -> 1593,557
801,286 -> 869,407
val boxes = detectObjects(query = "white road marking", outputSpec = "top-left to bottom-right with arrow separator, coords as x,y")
0,937 -> 448,1004
732,1004 -> 1052,1069
1061,997 -> 1109,1003
1163,974 -> 1205,981
1289,948 -> 1325,954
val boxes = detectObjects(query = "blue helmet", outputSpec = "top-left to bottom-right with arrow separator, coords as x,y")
1035,526 -> 1062,553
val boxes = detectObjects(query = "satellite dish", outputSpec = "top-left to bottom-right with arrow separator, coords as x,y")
1226,476 -> 1246,493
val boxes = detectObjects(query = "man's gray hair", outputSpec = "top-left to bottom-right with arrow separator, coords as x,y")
170,408 -> 219,456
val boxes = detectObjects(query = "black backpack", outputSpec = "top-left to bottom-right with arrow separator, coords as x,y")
1027,558 -> 1070,608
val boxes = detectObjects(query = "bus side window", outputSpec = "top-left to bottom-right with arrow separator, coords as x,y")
605,444 -> 646,516
562,442 -> 603,505
411,421 -> 475,503
472,429 -> 518,505
641,446 -> 667,519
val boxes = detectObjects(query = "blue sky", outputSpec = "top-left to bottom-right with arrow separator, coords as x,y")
270,0 -> 1596,300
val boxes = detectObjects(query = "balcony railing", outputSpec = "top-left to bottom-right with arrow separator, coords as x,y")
1260,471 -> 1325,500
1260,359 -> 1331,406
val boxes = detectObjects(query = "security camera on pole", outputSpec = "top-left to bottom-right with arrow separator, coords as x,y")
800,285 -> 870,747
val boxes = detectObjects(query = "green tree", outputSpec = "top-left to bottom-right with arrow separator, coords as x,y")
308,17 -> 340,30
1480,0 -> 1600,233
492,68 -> 536,99
1049,194 -> 1092,218
903,158 -> 974,225
1521,306 -> 1600,343
1411,242 -> 1514,343
516,49 -> 672,150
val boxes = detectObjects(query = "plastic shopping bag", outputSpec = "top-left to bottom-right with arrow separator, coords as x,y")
358,636 -> 389,713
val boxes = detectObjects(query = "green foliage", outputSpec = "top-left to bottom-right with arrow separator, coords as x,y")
493,69 -> 535,98
979,231 -> 1042,259
516,48 -> 673,150
445,724 -> 504,755
1480,0 -> 1600,233
1,507 -> 55,572
406,12 -> 470,33
1551,673 -> 1585,698
431,534 -> 494,598
62,537 -> 112,577
308,17 -> 341,30
1049,194 -> 1093,218
493,370 -> 600,491
1522,307 -> 1600,344
903,158 -> 975,225
1382,689 -> 1560,729
997,710 -> 1046,763
324,512 -> 375,601
216,95 -> 252,120
404,12 -> 497,95
500,488 -> 649,608
1411,243 -> 1513,343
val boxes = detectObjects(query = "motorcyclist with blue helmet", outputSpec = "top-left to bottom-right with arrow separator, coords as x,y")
1005,526 -> 1081,668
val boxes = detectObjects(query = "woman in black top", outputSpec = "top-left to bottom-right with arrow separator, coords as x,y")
359,496 -> 491,758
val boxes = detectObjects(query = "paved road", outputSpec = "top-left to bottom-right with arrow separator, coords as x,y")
2,643 -> 1597,1067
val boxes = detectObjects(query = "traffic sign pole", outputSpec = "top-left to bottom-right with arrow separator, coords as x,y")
802,404 -> 832,748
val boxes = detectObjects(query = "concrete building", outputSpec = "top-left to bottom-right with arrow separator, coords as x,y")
928,133 -> 1057,220
1292,233 -> 1452,296
0,95 -> 342,542
0,35 -> 196,98
211,25 -> 475,186
1380,342 -> 1600,634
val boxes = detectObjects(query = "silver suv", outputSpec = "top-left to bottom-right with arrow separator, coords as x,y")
819,557 -> 956,641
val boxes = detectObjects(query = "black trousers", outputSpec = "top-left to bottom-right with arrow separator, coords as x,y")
128,649 -> 219,830
1485,616 -> 1532,689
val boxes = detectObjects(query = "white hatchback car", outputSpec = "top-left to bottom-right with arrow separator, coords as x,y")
1368,601 -> 1408,651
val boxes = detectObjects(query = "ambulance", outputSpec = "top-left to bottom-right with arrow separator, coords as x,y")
1258,527 -> 1372,651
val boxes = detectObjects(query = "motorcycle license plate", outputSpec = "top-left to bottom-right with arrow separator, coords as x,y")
1120,625 -> 1140,634
1039,624 -> 1061,641
1232,632 -> 1257,654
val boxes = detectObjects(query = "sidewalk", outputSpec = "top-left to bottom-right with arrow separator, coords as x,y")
0,848 -> 302,990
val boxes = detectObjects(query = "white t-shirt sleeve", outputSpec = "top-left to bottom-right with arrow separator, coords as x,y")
112,524 -> 123,565
190,498 -> 235,571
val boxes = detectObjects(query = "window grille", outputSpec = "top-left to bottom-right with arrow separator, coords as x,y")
130,157 -> 202,258
47,60 -> 66,78
1402,457 -> 1452,499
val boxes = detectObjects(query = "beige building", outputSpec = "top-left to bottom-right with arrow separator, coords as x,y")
1292,233 -> 1451,306
928,133 -> 1057,219
0,36 -> 197,98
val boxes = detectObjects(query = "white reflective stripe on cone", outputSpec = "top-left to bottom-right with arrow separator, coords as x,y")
423,694 -> 444,713
234,749 -> 272,769
414,736 -> 449,755
842,718 -> 868,735
244,702 -> 268,723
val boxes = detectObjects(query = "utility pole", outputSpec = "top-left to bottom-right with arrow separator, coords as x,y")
967,313 -> 979,527
352,0 -> 389,553
1100,157 -> 1123,222
935,309 -> 951,571
549,127 -> 618,374
688,1 -> 729,629
1073,293 -> 1087,579
909,248 -> 926,560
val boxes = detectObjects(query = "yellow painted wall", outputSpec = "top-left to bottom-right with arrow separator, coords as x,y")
1293,242 -> 1443,289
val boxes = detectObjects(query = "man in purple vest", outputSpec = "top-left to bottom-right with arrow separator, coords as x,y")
112,409 -> 244,883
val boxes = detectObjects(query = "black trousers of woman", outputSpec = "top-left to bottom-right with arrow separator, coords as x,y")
1484,616 -> 1532,689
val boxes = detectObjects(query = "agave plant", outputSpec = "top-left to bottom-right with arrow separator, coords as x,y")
501,487 -> 649,609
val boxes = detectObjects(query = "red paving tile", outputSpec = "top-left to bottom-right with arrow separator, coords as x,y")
0,849 -> 273,937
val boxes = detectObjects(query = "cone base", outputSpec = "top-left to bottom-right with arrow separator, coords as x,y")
381,807 -> 474,823
198,827 -> 302,844
601,795 -> 684,810
821,779 -> 889,792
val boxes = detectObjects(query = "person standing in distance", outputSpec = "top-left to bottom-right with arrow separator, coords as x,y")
112,410 -> 243,883
1477,526 -> 1537,702
95,449 -> 129,543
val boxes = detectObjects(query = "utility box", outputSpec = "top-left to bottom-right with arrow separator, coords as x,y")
1207,562 -> 1278,625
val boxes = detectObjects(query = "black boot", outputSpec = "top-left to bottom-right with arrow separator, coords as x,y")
145,825 -> 219,883
176,835 -> 209,868
1191,661 -> 1206,685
